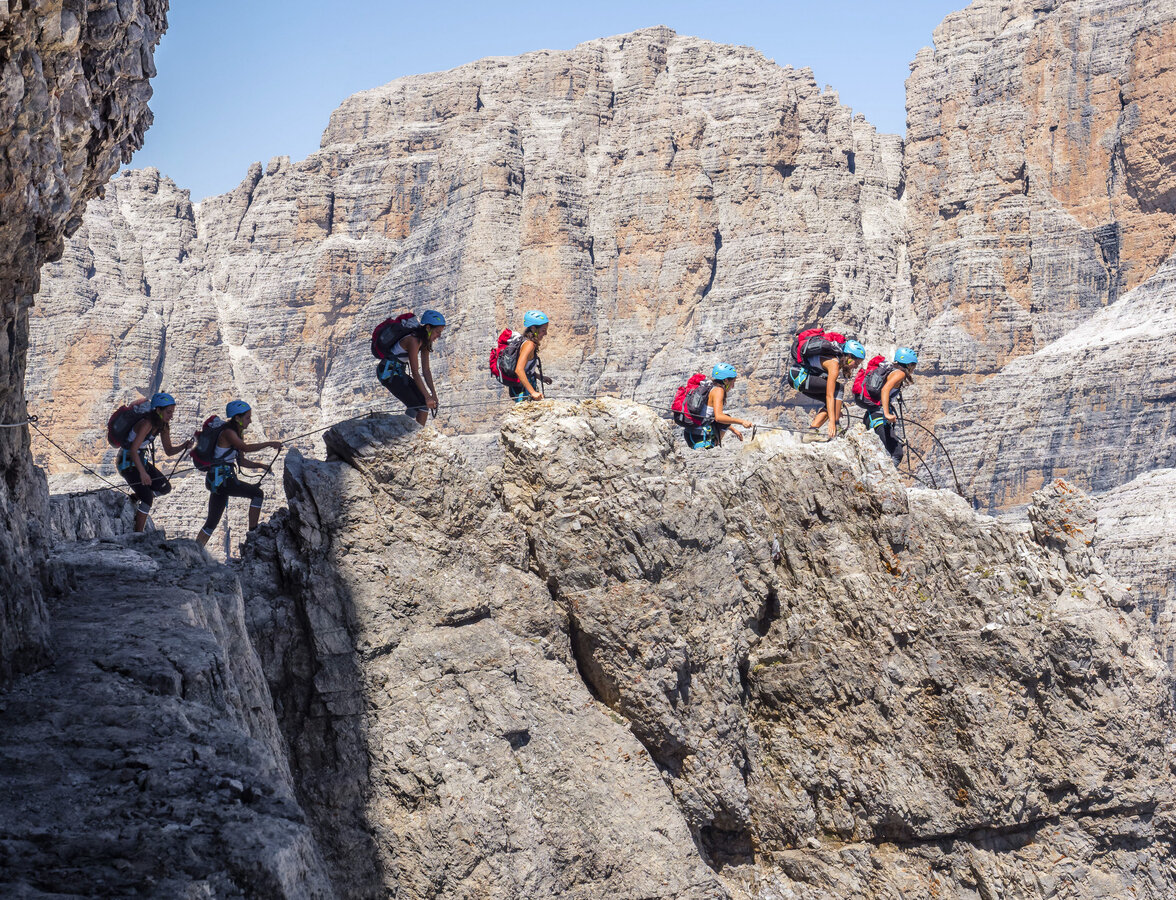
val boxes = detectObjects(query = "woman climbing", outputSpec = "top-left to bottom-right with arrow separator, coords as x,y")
682,364 -> 754,450
854,347 -> 916,463
511,310 -> 553,402
114,392 -> 191,532
788,335 -> 866,442
375,310 -> 447,425
195,400 -> 283,549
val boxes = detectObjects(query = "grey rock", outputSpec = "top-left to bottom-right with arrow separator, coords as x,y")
0,0 -> 168,680
239,400 -> 1175,897
0,533 -> 334,898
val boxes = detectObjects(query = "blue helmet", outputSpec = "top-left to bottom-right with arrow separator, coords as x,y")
420,310 -> 446,327
523,310 -> 549,328
150,392 -> 176,409
712,363 -> 738,381
895,347 -> 918,366
226,400 -> 251,418
842,340 -> 866,360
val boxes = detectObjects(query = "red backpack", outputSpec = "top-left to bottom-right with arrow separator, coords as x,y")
791,328 -> 847,370
852,355 -> 887,401
371,312 -> 420,359
671,374 -> 712,426
489,328 -> 525,385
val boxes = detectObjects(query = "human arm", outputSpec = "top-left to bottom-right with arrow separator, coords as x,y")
880,370 -> 907,422
420,346 -> 438,404
160,422 -> 192,456
403,335 -> 437,410
128,420 -> 155,484
222,428 -> 282,457
710,387 -> 752,432
822,358 -> 841,437
515,340 -> 543,400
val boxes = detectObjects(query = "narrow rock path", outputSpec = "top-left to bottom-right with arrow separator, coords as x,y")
0,535 -> 331,899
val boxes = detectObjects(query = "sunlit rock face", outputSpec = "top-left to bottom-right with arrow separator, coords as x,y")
27,27 -> 909,509
237,402 -> 1175,899
903,0 -> 1176,445
0,0 -> 168,680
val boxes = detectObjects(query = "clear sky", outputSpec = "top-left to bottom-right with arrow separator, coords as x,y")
128,0 -> 965,201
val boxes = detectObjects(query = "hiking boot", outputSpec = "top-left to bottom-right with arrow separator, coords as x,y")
802,431 -> 832,444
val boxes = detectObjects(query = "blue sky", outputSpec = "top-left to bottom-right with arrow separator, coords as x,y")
129,0 -> 965,201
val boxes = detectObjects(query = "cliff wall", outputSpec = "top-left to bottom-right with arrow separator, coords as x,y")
0,0 -> 167,679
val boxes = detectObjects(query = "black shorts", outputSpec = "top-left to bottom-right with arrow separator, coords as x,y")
377,363 -> 426,413
789,366 -> 843,404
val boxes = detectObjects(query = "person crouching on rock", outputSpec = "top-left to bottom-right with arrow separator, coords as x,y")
195,400 -> 283,549
853,347 -> 916,464
376,310 -> 446,426
511,309 -> 554,402
683,364 -> 754,449
790,337 -> 866,442
116,392 -> 192,533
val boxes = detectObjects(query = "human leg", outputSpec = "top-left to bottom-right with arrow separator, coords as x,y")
197,491 -> 229,547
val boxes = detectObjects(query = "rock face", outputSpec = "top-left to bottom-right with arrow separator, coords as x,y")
905,0 -> 1176,382
0,0 -> 168,680
238,402 -> 1174,898
27,27 -> 909,493
0,533 -> 333,897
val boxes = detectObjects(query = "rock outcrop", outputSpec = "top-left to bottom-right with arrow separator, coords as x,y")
0,0 -> 168,679
238,401 -> 1174,898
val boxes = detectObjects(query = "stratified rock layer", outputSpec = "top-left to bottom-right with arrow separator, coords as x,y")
240,401 -> 1174,898
903,0 -> 1176,441
0,0 -> 168,679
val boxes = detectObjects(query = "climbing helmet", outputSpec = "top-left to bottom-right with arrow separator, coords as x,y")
712,363 -> 738,381
226,400 -> 251,418
523,310 -> 549,328
894,347 -> 918,366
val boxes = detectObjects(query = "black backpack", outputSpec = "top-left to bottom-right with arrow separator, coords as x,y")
371,313 -> 423,360
106,401 -> 154,449
862,363 -> 899,404
190,416 -> 234,471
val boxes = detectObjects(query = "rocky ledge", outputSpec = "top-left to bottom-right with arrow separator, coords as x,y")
233,400 -> 1174,898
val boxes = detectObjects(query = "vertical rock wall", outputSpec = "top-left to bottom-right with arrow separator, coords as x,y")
904,0 -> 1176,411
0,0 -> 167,679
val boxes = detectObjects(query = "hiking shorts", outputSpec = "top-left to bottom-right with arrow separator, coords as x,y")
683,423 -> 729,450
116,452 -> 170,511
509,383 -> 537,403
377,360 -> 427,413
789,366 -> 843,404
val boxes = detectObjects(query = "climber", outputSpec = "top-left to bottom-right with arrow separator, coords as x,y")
374,309 -> 446,426
113,392 -> 192,533
853,347 -> 916,463
682,364 -> 754,450
788,332 -> 866,442
508,310 -> 554,402
195,400 -> 283,549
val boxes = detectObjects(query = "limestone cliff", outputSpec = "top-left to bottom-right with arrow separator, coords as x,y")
27,27 -> 909,486
235,402 -> 1173,898
903,0 -> 1176,505
0,0 -> 167,679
